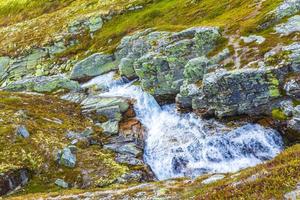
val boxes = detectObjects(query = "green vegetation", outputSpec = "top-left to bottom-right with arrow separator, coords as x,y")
8,144 -> 300,199
0,91 -> 129,195
0,0 -> 284,58
272,108 -> 288,121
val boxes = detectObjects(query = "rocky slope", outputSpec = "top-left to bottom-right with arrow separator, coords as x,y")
1,0 -> 300,199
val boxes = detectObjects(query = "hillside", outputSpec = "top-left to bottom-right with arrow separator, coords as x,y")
1,0 -> 300,199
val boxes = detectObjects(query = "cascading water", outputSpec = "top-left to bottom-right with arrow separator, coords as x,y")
91,75 -> 284,180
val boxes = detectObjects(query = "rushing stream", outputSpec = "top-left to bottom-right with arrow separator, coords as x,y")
91,73 -> 284,180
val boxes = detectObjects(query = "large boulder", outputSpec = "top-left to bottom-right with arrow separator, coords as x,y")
115,27 -> 222,101
4,75 -> 80,93
192,68 -> 287,118
70,53 -> 117,81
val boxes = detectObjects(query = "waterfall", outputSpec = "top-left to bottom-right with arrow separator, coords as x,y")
97,80 -> 284,180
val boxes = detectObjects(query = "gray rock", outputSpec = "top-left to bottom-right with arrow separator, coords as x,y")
184,56 -> 210,84
260,0 -> 300,29
275,15 -> 300,36
58,147 -> 77,168
284,78 -> 300,100
116,171 -> 143,184
201,174 -> 225,185
176,83 -> 201,110
292,105 -> 300,117
280,100 -> 295,117
119,57 -> 137,79
55,179 -> 69,189
4,75 -> 80,93
104,142 -> 142,157
288,117 -> 300,133
98,121 -> 119,136
115,154 -> 144,166
192,68 -> 285,117
96,105 -> 122,122
16,125 -> 30,138
241,35 -> 265,44
81,96 -> 129,115
68,15 -> 103,35
60,92 -> 87,104
283,42 -> 300,72
115,27 -> 222,100
70,53 -> 116,81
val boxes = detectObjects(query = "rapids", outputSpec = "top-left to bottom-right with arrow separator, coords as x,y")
90,74 -> 284,180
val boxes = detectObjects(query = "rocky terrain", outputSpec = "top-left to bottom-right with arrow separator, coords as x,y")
1,0 -> 300,199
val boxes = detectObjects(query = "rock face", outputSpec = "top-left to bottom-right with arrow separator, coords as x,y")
192,68 -> 285,117
275,15 -> 300,35
115,27 -> 222,101
4,75 -> 80,93
260,0 -> 300,29
70,53 -> 116,81
0,169 -> 30,196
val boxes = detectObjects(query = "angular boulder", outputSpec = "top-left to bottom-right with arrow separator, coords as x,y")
193,68 -> 286,117
70,53 -> 116,81
4,75 -> 80,93
57,147 -> 77,168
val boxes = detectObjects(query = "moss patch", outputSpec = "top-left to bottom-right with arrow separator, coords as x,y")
0,91 -> 128,195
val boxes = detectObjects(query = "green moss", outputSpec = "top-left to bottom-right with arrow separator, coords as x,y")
272,108 -> 288,121
10,144 -> 300,200
0,91 -> 130,197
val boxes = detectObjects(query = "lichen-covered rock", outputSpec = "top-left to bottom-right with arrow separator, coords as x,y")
119,57 -> 137,79
284,78 -> 300,100
115,27 -> 222,101
260,0 -> 300,29
241,35 -> 265,44
81,96 -> 129,116
104,142 -> 142,157
176,83 -> 201,110
55,179 -> 69,189
70,53 -> 116,81
275,15 -> 300,36
4,75 -> 80,93
96,105 -> 122,122
280,100 -> 295,117
192,68 -> 286,117
287,117 -> 300,133
183,57 -> 211,84
68,15 -> 103,35
97,121 -> 119,135
57,147 -> 77,168
60,92 -> 88,104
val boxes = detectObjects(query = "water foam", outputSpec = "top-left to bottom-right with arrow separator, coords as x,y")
99,82 -> 284,180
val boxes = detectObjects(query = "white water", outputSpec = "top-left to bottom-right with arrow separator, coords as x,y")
97,79 -> 284,180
